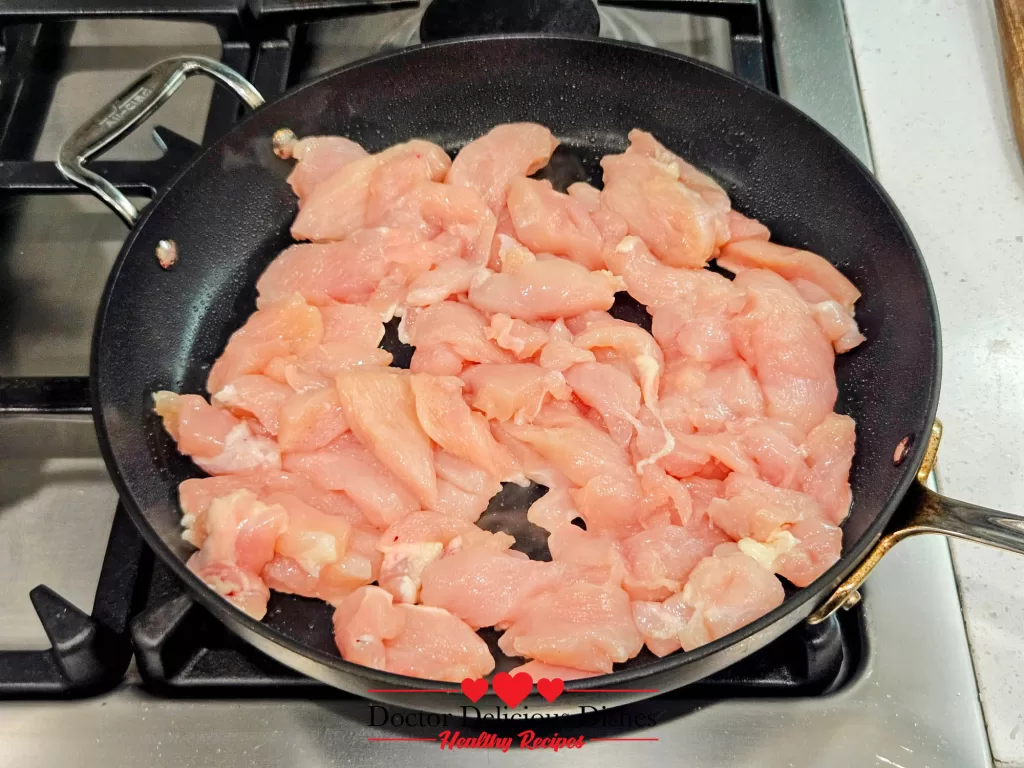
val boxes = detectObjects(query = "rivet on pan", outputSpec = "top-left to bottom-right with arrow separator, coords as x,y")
841,589 -> 862,610
893,435 -> 914,466
273,128 -> 298,159
156,239 -> 177,270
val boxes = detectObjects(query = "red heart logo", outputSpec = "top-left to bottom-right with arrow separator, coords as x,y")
536,677 -> 565,702
461,677 -> 488,703
492,671 -> 533,708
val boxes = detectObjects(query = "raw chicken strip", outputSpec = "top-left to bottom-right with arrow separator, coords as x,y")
659,358 -> 765,434
384,604 -> 496,682
810,300 -> 866,353
461,362 -> 570,423
420,548 -> 566,628
468,258 -> 625,321
625,129 -> 730,212
153,391 -> 281,475
566,181 -> 602,212
508,660 -> 599,681
547,524 -> 627,586
335,369 -> 437,506
507,178 -> 604,269
285,135 -> 369,203
212,375 -> 292,435
207,294 -> 323,393
410,373 -> 519,480
569,311 -> 664,408
291,139 -> 451,242
537,318 -> 597,371
185,490 -> 287,620
264,524 -> 382,605
717,239 -> 861,313
486,313 -> 549,359
267,492 -> 352,577
730,269 -> 837,434
282,434 -> 420,528
601,152 -> 726,268
402,301 -> 513,371
446,122 -> 559,212
319,303 -> 386,347
498,583 -> 643,673
620,521 -> 729,601
564,362 -> 642,447
276,387 -> 349,454
405,258 -> 480,307
332,586 -> 405,670
724,210 -> 771,243
801,413 -> 856,524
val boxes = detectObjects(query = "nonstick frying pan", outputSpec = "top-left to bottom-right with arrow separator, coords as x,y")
59,36 -> 1024,715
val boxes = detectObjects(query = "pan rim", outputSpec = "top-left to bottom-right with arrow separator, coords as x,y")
90,33 -> 942,696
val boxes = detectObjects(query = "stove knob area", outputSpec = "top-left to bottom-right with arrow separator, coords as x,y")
419,0 -> 601,42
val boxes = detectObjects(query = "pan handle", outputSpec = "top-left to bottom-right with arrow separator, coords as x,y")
56,56 -> 264,226
808,421 -> 1024,623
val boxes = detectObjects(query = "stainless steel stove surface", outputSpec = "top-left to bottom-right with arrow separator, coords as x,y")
0,2 -> 993,766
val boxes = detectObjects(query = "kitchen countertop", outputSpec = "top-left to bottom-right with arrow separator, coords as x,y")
844,0 -> 1024,764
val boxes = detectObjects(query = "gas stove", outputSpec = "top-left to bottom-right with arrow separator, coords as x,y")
0,2 -> 993,766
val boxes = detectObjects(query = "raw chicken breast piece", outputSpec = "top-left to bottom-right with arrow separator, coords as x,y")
185,490 -> 287,620
526,485 -> 581,533
468,258 -> 625,321
282,434 -> 420,528
498,582 -> 643,673
810,300 -> 866,353
718,239 -> 861,314
569,311 -> 664,408
384,604 -> 496,682
730,269 -> 837,434
536,318 -> 597,371
624,129 -> 730,212
507,177 -> 604,269
461,362 -> 570,424
276,387 -> 349,454
508,660 -> 599,681
410,373 -> 519,481
285,135 -> 369,203
724,210 -> 771,243
291,139 -> 450,242
673,546 -> 786,651
801,413 -> 856,524
420,548 -> 566,628
566,181 -> 602,212
564,362 -> 642,447
402,301 -> 513,369
600,152 -> 725,268
405,258 -> 480,307
335,369 -> 437,506
319,303 -> 386,347
266,491 -> 352,577
211,375 -> 293,435
332,585 -> 405,670
620,521 -> 729,601
447,122 -> 559,212
207,294 -> 323,393
547,524 -> 627,586
153,391 -> 281,475
486,313 -> 549,359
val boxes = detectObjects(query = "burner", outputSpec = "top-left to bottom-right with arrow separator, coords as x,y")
419,0 -> 601,43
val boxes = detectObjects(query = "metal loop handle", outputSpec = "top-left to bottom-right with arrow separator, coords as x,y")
56,56 -> 264,226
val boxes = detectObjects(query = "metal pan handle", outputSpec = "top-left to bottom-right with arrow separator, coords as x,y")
809,421 -> 1024,623
56,56 -> 264,226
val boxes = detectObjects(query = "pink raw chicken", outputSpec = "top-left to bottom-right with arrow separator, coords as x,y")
718,238 -> 861,314
625,129 -> 731,213
620,520 -> 730,601
460,362 -> 570,423
801,413 -> 856,524
730,269 -> 837,434
419,548 -> 566,628
282,433 -> 420,529
335,369 -> 437,506
276,387 -> 349,454
334,587 -> 495,681
446,122 -> 559,212
285,135 -> 369,203
468,257 -> 625,321
537,318 -> 597,372
185,490 -> 287,620
153,391 -> 281,475
405,258 -> 480,307
508,660 -> 599,681
507,177 -> 604,269
707,474 -> 842,587
402,300 -> 513,374
207,294 -> 323,393
563,361 -> 642,448
600,152 -> 727,269
547,524 -> 627,586
486,313 -> 549,359
498,582 -> 643,673
211,375 -> 293,435
291,139 -> 451,242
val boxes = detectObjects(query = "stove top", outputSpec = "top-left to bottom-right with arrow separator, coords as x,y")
0,2 -> 993,766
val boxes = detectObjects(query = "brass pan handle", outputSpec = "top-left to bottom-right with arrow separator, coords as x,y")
56,56 -> 264,226
810,421 -> 1024,623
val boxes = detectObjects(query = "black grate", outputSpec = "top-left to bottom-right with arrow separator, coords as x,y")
0,0 -> 800,698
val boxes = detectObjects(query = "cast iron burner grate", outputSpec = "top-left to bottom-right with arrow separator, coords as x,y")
0,0 -> 794,698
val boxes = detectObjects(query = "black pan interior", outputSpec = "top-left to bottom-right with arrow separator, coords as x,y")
92,36 -> 939,692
